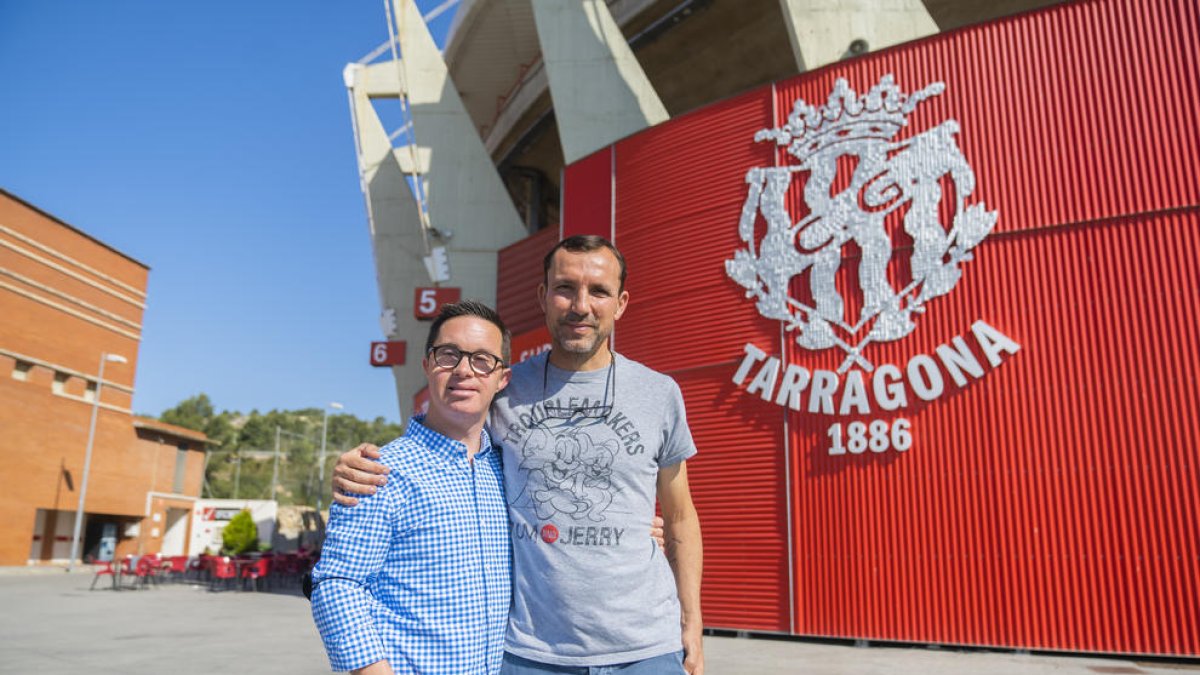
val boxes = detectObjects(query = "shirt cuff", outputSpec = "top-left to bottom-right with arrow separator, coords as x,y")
326,622 -> 387,673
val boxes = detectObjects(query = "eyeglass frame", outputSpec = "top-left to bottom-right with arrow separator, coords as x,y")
426,344 -> 508,376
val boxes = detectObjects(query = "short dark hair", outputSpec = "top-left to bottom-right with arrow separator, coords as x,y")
543,235 -> 627,292
424,300 -> 511,365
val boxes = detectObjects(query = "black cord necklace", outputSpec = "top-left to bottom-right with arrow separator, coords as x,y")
541,352 -> 616,421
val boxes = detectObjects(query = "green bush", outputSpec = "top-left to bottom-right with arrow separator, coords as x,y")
221,510 -> 258,555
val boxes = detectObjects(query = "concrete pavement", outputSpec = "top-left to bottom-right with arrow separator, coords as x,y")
0,568 -> 1195,674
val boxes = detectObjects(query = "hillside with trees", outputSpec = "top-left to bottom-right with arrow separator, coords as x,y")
156,394 -> 403,505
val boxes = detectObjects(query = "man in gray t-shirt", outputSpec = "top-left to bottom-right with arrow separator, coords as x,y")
334,235 -> 704,674
494,351 -> 696,667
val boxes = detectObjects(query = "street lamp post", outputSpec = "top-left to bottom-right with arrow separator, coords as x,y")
317,402 -> 343,515
272,426 -> 281,501
273,425 -> 315,501
67,352 -> 126,571
233,448 -> 242,499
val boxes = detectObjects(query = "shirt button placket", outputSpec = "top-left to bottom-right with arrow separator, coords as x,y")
470,454 -> 491,667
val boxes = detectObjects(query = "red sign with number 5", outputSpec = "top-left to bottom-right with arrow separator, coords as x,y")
414,287 -> 461,320
369,341 -> 406,367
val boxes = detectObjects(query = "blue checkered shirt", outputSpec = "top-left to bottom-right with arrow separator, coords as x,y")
311,417 -> 511,673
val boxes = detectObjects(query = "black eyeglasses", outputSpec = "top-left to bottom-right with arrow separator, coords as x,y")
427,344 -> 507,375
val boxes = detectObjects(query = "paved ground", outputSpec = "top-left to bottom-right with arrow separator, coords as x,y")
0,567 -> 1196,674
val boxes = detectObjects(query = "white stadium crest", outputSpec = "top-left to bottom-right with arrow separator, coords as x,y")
725,74 -> 998,373
724,75 -> 1020,453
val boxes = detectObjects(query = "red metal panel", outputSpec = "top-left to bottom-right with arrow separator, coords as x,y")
510,325 -> 551,364
613,89 -> 777,371
496,225 -> 559,336
787,211 -> 1200,655
768,0 -> 1200,654
771,0 -> 1199,238
412,385 -> 429,416
561,147 -> 613,239
562,0 -> 1200,656
675,365 -> 791,632
612,89 -> 791,631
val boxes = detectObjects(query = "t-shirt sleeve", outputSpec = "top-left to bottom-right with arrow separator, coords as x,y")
657,379 -> 698,467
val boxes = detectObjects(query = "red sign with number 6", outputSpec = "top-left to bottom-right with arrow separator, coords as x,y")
369,341 -> 406,367
414,287 -> 461,320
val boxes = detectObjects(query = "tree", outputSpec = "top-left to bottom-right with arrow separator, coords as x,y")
160,393 -> 237,448
160,394 -> 214,432
221,510 -> 258,555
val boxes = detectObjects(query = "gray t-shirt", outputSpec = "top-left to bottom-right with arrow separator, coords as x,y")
490,351 -> 697,666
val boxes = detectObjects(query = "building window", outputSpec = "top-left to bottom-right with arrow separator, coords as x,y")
173,444 -> 188,493
11,361 -> 31,381
52,372 -> 68,395
83,380 -> 96,402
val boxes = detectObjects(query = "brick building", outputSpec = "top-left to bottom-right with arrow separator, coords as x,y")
0,189 -> 208,566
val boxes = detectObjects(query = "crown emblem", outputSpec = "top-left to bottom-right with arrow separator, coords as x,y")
726,75 -> 997,372
756,75 -> 945,163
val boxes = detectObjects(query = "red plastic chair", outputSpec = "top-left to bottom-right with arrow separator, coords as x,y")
110,555 -> 136,589
240,557 -> 271,592
186,556 -> 207,583
278,553 -> 302,585
90,561 -> 117,591
209,557 -> 238,592
127,556 -> 160,589
163,555 -> 188,582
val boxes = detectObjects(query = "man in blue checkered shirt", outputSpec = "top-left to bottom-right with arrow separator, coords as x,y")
310,301 -> 514,674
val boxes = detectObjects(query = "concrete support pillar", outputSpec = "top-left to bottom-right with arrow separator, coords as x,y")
778,0 -> 938,72
345,0 -> 526,415
531,0 -> 669,165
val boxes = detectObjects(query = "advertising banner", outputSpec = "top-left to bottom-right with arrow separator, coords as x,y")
188,499 -> 278,556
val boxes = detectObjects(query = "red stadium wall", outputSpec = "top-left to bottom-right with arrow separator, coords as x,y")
548,0 -> 1199,656
497,225 -> 559,336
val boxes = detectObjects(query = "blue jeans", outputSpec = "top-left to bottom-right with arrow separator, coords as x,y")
500,650 -> 685,675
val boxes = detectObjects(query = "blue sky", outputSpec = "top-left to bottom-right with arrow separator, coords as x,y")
0,1 -> 457,422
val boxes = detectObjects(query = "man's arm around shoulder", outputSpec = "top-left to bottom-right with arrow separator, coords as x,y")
332,443 -> 389,507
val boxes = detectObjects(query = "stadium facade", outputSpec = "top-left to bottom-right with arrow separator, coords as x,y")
346,0 -> 1199,656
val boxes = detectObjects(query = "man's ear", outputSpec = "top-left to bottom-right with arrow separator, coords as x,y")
537,283 -> 548,315
614,289 -> 630,320
496,367 -> 513,392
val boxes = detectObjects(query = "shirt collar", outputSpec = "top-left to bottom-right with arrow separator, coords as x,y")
541,351 -> 621,383
406,414 -> 495,464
